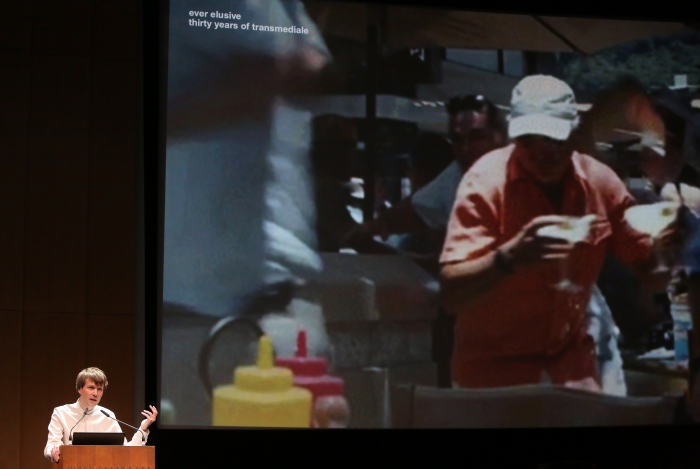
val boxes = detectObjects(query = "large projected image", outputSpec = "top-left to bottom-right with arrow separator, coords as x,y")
161,0 -> 700,428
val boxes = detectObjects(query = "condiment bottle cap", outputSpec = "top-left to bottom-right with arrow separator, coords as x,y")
275,329 -> 328,377
235,335 -> 293,392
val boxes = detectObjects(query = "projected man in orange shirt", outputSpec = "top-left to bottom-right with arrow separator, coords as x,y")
439,75 -> 682,390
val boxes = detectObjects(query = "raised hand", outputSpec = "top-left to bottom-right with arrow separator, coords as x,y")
139,405 -> 158,431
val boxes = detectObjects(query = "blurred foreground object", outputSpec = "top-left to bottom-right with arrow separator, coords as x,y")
212,335 -> 312,427
392,384 -> 683,428
275,329 -> 346,426
313,395 -> 350,428
163,0 -> 330,319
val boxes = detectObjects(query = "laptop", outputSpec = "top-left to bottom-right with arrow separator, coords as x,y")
72,432 -> 125,446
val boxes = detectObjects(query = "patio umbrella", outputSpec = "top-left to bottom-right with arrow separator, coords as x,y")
303,2 -> 690,54
301,1 -> 694,218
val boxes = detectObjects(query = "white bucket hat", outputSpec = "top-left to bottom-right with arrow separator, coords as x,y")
508,75 -> 580,141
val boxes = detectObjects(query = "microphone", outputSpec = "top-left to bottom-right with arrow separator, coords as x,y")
69,408 -> 89,441
100,409 -> 146,442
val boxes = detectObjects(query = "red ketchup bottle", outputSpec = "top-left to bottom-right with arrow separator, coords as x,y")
274,329 -> 349,428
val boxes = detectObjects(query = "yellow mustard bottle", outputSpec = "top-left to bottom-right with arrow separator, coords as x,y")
212,335 -> 312,427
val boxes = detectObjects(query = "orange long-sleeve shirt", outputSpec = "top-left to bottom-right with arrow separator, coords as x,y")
441,144 -> 651,387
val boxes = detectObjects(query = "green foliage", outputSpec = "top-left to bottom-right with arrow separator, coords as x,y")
560,32 -> 700,92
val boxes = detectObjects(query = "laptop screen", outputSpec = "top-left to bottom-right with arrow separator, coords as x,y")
71,432 -> 125,446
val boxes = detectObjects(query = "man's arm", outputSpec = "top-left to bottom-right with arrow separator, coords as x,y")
345,160 -> 463,251
340,198 -> 431,255
440,215 -> 576,314
124,430 -> 148,446
606,176 -> 686,290
124,405 -> 157,446
44,409 -> 64,462
112,422 -> 147,447
343,198 -> 427,245
440,250 -> 513,313
617,214 -> 686,291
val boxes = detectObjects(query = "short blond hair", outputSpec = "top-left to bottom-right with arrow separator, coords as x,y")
76,367 -> 108,390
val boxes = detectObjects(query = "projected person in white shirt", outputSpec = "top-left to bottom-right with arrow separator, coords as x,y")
44,367 -> 158,463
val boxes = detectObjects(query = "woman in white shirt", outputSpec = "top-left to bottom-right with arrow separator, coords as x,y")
44,367 -> 158,463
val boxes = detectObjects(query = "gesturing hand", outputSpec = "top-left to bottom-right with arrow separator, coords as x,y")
139,405 -> 158,431
501,215 -> 577,270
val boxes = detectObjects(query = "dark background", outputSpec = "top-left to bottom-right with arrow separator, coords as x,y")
0,2 -> 143,468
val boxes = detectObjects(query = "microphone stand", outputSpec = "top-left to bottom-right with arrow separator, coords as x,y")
100,410 -> 146,442
68,408 -> 89,441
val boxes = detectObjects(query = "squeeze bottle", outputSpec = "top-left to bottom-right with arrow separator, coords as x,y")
275,329 -> 348,427
212,335 -> 312,427
274,329 -> 345,401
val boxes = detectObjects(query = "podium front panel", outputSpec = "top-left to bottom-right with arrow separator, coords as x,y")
56,445 -> 155,469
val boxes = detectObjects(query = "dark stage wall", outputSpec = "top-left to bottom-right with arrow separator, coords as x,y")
0,2 -> 143,468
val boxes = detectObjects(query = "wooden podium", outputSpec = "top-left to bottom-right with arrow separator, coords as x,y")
55,445 -> 155,469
